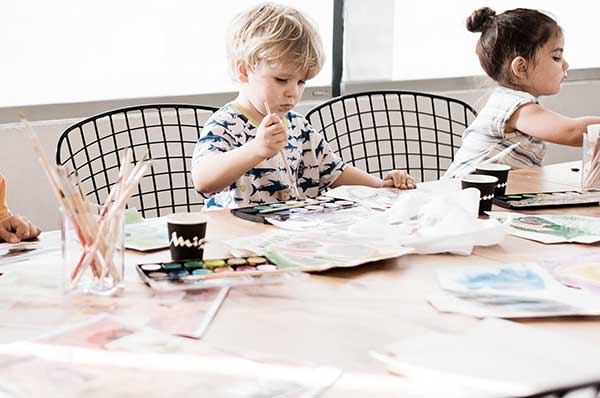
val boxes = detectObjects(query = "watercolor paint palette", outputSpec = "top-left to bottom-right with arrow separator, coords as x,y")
494,191 -> 600,210
230,197 -> 356,224
136,255 -> 298,290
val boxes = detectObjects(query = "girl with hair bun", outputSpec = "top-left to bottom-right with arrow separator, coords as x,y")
445,7 -> 600,178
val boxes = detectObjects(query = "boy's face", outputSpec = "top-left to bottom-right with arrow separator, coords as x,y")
238,61 -> 307,119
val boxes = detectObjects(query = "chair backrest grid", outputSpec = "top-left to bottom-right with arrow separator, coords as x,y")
175,107 -> 191,213
155,108 -> 176,215
306,91 -> 477,182
368,94 -> 384,176
78,125 -> 101,205
397,93 -> 411,179
124,110 -> 147,216
413,95 -> 424,181
431,97 -> 441,180
56,104 -> 219,218
382,94 -> 398,174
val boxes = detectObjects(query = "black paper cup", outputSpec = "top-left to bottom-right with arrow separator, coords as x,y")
461,174 -> 498,215
474,163 -> 511,196
167,213 -> 208,261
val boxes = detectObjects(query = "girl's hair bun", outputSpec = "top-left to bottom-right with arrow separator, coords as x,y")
466,7 -> 496,33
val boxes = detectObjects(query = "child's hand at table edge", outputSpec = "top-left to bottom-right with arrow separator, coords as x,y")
381,170 -> 416,190
0,216 -> 41,243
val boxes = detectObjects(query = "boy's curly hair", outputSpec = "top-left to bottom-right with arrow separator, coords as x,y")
227,2 -> 325,81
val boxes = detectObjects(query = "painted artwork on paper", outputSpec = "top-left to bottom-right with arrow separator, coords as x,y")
455,268 -> 546,292
488,212 -> 600,244
540,253 -> 600,293
432,263 -> 600,317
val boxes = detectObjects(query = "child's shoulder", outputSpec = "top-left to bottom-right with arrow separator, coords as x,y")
492,86 -> 537,103
211,102 -> 247,122
203,103 -> 253,132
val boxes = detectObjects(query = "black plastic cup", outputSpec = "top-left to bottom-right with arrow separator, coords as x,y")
474,163 -> 511,197
461,174 -> 499,215
166,213 -> 208,261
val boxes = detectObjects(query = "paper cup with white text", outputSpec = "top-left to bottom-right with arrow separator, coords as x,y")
474,163 -> 511,196
461,174 -> 498,215
167,213 -> 208,261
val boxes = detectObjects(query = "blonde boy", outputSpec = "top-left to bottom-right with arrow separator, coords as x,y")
192,2 -> 415,209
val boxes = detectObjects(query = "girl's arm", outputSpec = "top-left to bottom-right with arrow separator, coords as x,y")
331,165 -> 416,189
509,103 -> 600,146
192,113 -> 287,193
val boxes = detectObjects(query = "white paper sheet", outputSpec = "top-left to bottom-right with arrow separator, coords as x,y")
0,314 -> 342,398
372,318 -> 600,397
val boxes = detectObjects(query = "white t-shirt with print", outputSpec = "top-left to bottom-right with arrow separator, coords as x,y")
192,103 -> 346,209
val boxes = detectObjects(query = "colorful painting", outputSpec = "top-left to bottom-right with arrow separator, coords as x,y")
456,268 -> 546,291
226,229 -> 413,271
489,212 -> 600,244
432,263 -> 600,318
540,253 -> 600,292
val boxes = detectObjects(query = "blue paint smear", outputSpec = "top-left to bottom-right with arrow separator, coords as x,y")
459,268 -> 545,291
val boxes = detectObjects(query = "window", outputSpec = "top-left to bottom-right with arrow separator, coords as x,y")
1,0 -> 333,108
344,0 -> 600,82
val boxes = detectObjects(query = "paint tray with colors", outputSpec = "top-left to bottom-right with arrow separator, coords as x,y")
136,255 -> 301,291
494,191 -> 600,210
230,196 -> 356,224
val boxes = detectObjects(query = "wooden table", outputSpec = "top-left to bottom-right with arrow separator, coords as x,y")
2,161 -> 599,397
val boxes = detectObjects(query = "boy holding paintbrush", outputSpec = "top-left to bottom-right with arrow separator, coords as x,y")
192,2 -> 415,209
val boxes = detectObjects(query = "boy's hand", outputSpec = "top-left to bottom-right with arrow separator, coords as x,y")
0,216 -> 41,243
251,113 -> 288,159
382,170 -> 416,190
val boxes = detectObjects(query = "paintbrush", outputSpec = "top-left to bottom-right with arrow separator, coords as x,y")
264,102 -> 300,199
583,134 -> 600,188
478,142 -> 521,167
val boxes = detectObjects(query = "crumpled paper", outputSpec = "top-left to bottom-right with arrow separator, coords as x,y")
347,187 -> 509,255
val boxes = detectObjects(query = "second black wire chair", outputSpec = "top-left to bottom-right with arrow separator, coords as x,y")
306,90 -> 478,182
56,104 -> 219,218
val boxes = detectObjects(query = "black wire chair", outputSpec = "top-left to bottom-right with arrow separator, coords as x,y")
56,104 -> 219,218
517,381 -> 600,398
306,90 -> 477,182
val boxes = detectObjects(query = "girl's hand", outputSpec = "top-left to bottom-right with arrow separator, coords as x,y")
0,216 -> 41,243
251,113 -> 288,159
382,170 -> 416,190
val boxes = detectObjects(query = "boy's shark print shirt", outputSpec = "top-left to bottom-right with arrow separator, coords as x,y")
192,103 -> 346,209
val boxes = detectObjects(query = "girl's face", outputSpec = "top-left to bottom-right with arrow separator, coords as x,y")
236,61 -> 307,121
525,33 -> 569,97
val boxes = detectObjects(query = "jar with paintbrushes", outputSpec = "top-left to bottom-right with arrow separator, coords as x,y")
57,151 -> 149,295
582,125 -> 600,192
24,116 -> 150,295
61,201 -> 125,295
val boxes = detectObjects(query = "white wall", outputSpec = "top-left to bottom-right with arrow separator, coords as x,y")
1,79 -> 593,231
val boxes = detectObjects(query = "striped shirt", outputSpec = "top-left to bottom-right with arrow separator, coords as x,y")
444,87 -> 546,178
